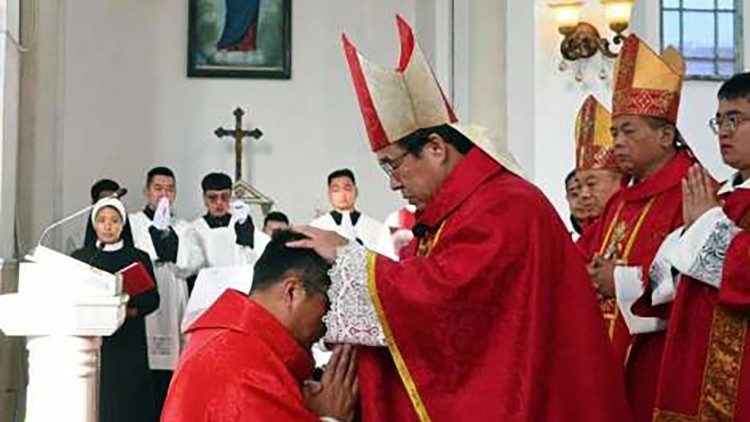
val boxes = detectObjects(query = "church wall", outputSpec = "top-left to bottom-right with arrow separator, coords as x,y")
448,0 -> 507,173
2,0 -> 27,419
20,0 -> 749,244
508,0 -> 744,230
0,0 -> 20,263
21,0 -> 428,251
17,0 -> 64,256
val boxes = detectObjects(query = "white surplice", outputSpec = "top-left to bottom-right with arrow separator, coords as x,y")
310,211 -> 385,254
130,211 -> 200,371
181,217 -> 270,331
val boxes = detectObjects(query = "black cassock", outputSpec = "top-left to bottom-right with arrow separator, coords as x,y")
71,244 -> 160,422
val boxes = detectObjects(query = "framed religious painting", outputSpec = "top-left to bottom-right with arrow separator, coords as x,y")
188,0 -> 291,79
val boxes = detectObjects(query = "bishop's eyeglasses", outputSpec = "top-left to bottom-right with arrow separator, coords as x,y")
379,149 -> 412,180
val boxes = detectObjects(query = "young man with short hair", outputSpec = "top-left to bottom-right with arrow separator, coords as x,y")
162,231 -> 359,421
651,72 -> 750,420
263,211 -> 290,237
188,172 -> 269,270
129,166 -> 199,417
310,168 -> 384,252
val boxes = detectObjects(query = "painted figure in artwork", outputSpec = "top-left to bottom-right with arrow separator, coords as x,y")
217,0 -> 261,52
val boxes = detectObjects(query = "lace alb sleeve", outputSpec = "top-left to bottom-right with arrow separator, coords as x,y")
323,242 -> 386,347
669,207 -> 741,289
686,220 -> 741,288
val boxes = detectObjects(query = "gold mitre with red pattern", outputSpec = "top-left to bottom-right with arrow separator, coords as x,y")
342,15 -> 524,177
612,34 -> 686,125
575,95 -> 617,171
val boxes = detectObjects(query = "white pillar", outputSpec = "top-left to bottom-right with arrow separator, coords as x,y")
25,336 -> 101,422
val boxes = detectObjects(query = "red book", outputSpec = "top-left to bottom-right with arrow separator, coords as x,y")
118,262 -> 155,297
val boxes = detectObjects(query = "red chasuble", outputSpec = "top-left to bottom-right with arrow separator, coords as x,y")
578,150 -> 694,421
358,148 -> 631,421
654,189 -> 750,421
161,290 -> 318,422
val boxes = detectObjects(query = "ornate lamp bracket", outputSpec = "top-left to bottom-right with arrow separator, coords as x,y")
559,22 -> 624,61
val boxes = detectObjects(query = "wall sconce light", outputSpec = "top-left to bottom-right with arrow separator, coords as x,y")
549,0 -> 635,79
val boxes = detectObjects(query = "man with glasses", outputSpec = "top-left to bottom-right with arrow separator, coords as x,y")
650,72 -> 750,420
578,35 -> 697,422
181,172 -> 270,333
310,168 -> 385,253
289,16 -> 631,421
188,172 -> 269,273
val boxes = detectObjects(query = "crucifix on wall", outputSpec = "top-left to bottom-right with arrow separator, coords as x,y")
214,107 -> 274,214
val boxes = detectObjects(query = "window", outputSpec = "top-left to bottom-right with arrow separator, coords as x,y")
661,0 -> 742,80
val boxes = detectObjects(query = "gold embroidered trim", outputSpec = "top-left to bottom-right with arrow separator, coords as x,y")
598,198 -> 656,261
598,203 -> 625,257
597,198 -> 656,344
653,409 -> 697,421
698,307 -> 747,421
622,198 -> 656,260
366,251 -> 432,422
608,305 -> 619,340
653,307 -> 748,421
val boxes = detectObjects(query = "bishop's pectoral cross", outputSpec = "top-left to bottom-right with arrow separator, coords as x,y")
214,107 -> 263,182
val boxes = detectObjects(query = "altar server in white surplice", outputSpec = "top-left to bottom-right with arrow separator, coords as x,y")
128,166 -> 200,418
310,168 -> 384,253
188,173 -> 270,269
181,173 -> 270,330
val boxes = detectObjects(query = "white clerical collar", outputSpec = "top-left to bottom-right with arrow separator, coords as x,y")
97,240 -> 124,251
718,172 -> 750,195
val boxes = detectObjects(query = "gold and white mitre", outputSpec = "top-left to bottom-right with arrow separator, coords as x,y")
342,15 -> 523,177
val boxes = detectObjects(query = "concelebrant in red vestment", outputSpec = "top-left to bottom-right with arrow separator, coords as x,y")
572,96 -> 624,333
291,16 -> 631,422
161,231 -> 358,422
577,35 -> 695,422
573,95 -> 623,236
651,73 -> 750,421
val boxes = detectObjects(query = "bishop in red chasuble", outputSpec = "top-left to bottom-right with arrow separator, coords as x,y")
572,95 -> 625,340
576,35 -> 694,422
315,16 -> 631,422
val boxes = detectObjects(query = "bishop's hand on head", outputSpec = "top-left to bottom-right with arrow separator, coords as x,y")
287,225 -> 349,264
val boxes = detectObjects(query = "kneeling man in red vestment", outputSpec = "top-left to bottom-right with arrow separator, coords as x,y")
161,230 -> 358,421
